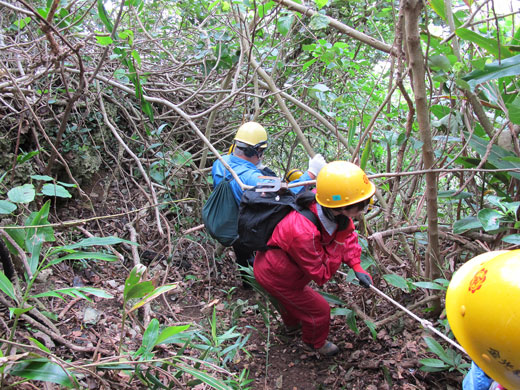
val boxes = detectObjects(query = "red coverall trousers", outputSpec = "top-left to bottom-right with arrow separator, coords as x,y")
253,203 -> 362,349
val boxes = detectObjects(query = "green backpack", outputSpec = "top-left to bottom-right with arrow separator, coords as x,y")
202,177 -> 239,247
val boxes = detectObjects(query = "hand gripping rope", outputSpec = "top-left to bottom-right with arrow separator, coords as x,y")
336,270 -> 467,356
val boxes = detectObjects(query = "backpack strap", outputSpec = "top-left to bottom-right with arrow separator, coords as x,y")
297,208 -> 321,232
264,207 -> 320,252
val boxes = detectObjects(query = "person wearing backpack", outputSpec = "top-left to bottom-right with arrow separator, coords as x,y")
253,161 -> 375,356
211,121 -> 327,287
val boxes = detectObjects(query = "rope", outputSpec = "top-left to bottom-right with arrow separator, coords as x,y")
337,270 -> 467,356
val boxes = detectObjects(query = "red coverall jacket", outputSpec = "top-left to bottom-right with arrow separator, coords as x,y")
253,201 -> 361,349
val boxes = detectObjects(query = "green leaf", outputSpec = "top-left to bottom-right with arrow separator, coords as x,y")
32,287 -> 113,300
96,35 -> 113,46
30,175 -> 53,182
29,337 -> 51,353
453,216 -> 482,234
131,49 -> 141,67
423,336 -> 450,363
506,94 -> 520,125
176,364 -> 230,390
309,13 -> 329,30
156,324 -> 191,345
125,281 -> 155,300
139,318 -> 160,354
0,271 -> 16,301
25,201 -> 54,273
364,320 -> 377,341
128,284 -> 178,313
346,309 -> 358,334
437,190 -> 473,200
419,358 -> 448,368
412,281 -> 445,290
17,150 -> 39,164
41,183 -> 72,198
0,200 -> 17,215
49,251 -> 118,266
10,359 -> 75,388
383,274 -> 409,292
10,306 -> 33,317
455,28 -> 512,60
466,132 -> 520,180
97,0 -> 113,32
62,236 -> 138,250
462,54 -> 520,91
319,291 -> 347,305
276,15 -> 293,36
314,0 -> 328,9
477,208 -> 503,231
502,234 -> 520,245
8,184 -> 36,203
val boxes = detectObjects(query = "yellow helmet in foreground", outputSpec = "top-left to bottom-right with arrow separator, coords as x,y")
315,161 -> 375,208
446,250 -> 520,389
234,122 -> 268,148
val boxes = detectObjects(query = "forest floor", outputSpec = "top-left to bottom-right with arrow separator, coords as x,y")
7,236 -> 467,390
3,178 -> 468,389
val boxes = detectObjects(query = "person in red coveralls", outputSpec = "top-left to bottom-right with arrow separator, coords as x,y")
254,161 -> 375,356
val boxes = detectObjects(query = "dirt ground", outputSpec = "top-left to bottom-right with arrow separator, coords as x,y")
5,235 -> 466,390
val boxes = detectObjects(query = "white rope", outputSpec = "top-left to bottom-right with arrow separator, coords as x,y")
337,270 -> 467,355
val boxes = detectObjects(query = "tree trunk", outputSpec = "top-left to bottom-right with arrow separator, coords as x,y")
403,0 -> 442,313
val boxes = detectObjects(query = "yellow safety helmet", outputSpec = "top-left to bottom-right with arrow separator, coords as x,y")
234,122 -> 268,148
446,250 -> 520,389
285,168 -> 304,182
315,161 -> 375,208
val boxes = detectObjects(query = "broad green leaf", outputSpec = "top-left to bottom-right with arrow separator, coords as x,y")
506,94 -> 520,125
412,281 -> 445,290
302,58 -> 317,71
129,283 -> 178,313
477,208 -> 503,231
131,49 -> 141,67
466,132 -> 520,180
276,15 -> 294,37
62,236 -> 137,250
124,264 -> 146,297
359,138 -> 372,171
97,0 -> 113,32
319,291 -> 347,305
8,184 -> 35,203
346,309 -> 358,334
17,150 -> 39,164
309,13 -> 329,30
0,200 -> 17,215
32,287 -> 113,300
0,271 -> 16,301
364,319 -> 377,341
28,337 -> 51,353
383,274 -> 409,292
502,234 -> 520,245
125,281 -> 155,300
30,175 -> 53,181
139,318 -> 160,354
9,306 -> 33,317
96,35 -> 113,45
455,28 -> 512,60
156,324 -> 191,345
423,336 -> 450,363
437,190 -> 473,200
41,184 -> 72,198
10,359 -> 75,388
25,201 -> 54,273
176,364 -> 230,390
315,0 -> 328,9
419,358 -> 448,368
453,216 -> 482,234
49,251 -> 118,266
463,54 -> 520,91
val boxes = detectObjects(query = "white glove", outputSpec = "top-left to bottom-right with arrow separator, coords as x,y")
308,153 -> 327,176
